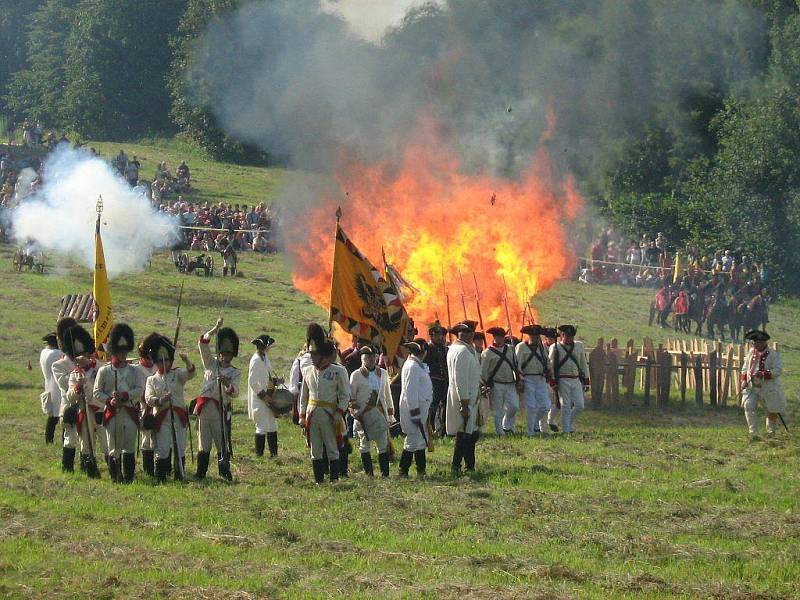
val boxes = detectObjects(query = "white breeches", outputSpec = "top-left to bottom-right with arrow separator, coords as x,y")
522,375 -> 551,435
308,408 -> 339,461
355,409 -> 389,453
156,416 -> 187,459
106,411 -> 138,455
557,379 -> 585,433
490,383 -> 519,434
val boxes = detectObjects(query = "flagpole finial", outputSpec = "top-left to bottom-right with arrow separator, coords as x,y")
335,206 -> 342,223
96,195 -> 104,214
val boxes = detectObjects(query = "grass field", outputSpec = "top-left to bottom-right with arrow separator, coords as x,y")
1,141 -> 798,599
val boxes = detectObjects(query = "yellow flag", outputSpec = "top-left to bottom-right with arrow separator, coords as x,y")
672,251 -> 682,284
93,216 -> 113,351
329,223 -> 405,360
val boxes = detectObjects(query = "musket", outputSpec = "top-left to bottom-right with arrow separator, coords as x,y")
77,372 -> 96,469
457,269 -> 468,320
442,267 -> 453,341
217,370 -> 232,469
173,280 -> 184,348
501,275 -> 513,334
167,373 -> 185,481
472,273 -> 485,333
113,369 -> 123,482
172,280 -> 194,462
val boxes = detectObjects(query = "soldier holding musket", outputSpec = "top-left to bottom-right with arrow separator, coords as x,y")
481,326 -> 522,435
349,345 -> 393,477
740,330 -> 786,437
134,333 -> 159,476
145,335 -> 196,481
548,325 -> 589,434
94,323 -> 142,483
193,318 -> 240,480
398,339 -> 433,479
52,317 -> 78,471
516,325 -> 552,437
446,321 -> 482,474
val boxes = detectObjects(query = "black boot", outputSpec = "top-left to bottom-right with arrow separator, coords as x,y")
142,449 -> 155,477
267,432 -> 278,457
86,455 -> 101,479
322,447 -> 329,474
378,452 -> 390,478
223,267 -> 228,276
465,431 -> 479,471
360,452 -> 374,476
156,457 -> 170,483
218,454 -> 232,481
62,447 -> 75,472
414,449 -> 426,477
329,459 -> 339,482
399,450 -> 413,477
338,447 -> 349,478
452,432 -> 466,474
123,453 -> 136,483
173,453 -> 187,481
106,454 -> 118,481
45,417 -> 59,444
196,451 -> 210,480
312,459 -> 325,484
79,453 -> 88,473
255,434 -> 266,457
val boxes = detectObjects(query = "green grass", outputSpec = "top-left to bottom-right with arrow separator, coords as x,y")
1,140 -> 798,599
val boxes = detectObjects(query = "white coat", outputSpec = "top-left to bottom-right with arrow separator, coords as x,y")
445,340 -> 482,436
399,355 -> 433,450
247,351 -> 274,420
40,347 -> 63,416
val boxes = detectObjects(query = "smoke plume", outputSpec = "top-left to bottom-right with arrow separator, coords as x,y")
12,145 -> 178,277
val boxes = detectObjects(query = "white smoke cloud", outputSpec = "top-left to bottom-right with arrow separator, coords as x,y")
320,0 -> 443,43
12,145 -> 178,277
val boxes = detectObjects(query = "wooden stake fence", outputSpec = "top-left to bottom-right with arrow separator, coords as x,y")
585,337 -> 776,407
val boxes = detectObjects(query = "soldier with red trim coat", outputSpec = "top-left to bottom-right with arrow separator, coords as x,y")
193,318 -> 240,481
62,325 -> 106,478
740,330 -> 785,437
299,323 -> 351,484
134,333 -> 159,477
94,323 -> 143,483
145,336 -> 196,481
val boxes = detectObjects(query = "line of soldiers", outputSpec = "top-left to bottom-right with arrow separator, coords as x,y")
38,315 -> 785,485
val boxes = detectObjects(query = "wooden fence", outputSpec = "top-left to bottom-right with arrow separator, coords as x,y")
585,336 -> 777,408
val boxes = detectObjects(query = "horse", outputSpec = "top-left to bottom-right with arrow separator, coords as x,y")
706,294 -> 732,341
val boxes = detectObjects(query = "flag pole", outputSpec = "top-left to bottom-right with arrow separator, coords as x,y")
327,207 -> 342,335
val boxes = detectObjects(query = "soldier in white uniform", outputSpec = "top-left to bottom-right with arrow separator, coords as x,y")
61,325 -> 106,478
445,321 -> 482,474
52,318 -> 77,471
134,333 -> 159,477
94,324 -> 143,483
299,323 -> 350,484
247,334 -> 280,458
192,318 -> 240,481
542,328 -> 561,432
516,325 -> 552,437
481,327 -> 522,435
39,332 -> 63,445
399,339 -> 433,478
289,346 -> 313,425
144,335 -> 196,481
740,330 -> 786,437
349,346 -> 393,477
548,325 -> 590,434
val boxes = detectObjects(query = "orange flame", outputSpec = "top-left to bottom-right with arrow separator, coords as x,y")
288,119 -> 583,336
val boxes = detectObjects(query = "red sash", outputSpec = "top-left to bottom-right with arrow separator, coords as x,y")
155,406 -> 189,431
193,396 -> 218,416
102,405 -> 141,427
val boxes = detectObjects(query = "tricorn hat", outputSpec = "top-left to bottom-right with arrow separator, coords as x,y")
744,329 -> 770,342
42,332 -> 58,346
486,326 -> 507,337
358,345 -> 377,356
450,320 -> 477,334
148,335 -> 175,364
109,323 -> 135,354
217,327 -> 239,356
473,331 -> 486,342
56,317 -> 77,349
427,320 -> 447,334
251,334 -> 275,349
542,327 -> 558,339
61,324 -> 95,359
557,324 -> 577,336
403,337 -> 428,356
520,324 -> 544,336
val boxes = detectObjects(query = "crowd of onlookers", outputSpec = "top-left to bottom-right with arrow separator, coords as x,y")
577,228 -> 769,289
0,132 -> 279,255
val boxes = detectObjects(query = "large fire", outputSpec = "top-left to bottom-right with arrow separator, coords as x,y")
287,120 -> 583,337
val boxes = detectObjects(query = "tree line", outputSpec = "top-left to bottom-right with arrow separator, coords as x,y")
2,0 -> 800,292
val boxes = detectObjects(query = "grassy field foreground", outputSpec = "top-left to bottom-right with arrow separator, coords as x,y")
0,247 -> 798,599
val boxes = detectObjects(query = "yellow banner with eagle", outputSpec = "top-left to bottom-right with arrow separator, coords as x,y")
329,223 -> 406,362
93,212 -> 113,352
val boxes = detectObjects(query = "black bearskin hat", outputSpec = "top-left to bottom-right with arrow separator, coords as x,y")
61,324 -> 95,359
139,332 -> 162,359
109,323 -> 135,354
217,327 -> 239,357
306,322 -> 335,356
147,335 -> 175,364
56,317 -> 77,350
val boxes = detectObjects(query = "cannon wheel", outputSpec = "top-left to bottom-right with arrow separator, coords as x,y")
206,255 -> 214,277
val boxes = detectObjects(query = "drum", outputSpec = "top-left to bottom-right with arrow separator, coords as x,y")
268,388 -> 295,416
